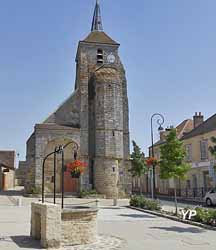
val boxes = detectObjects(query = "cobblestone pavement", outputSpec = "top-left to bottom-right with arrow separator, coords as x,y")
98,206 -> 216,250
0,193 -> 216,250
0,235 -> 125,250
66,235 -> 126,250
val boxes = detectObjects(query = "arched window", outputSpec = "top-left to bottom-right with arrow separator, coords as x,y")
97,49 -> 103,64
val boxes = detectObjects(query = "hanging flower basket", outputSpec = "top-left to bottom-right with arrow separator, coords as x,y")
71,171 -> 81,179
66,160 -> 87,179
146,157 -> 158,167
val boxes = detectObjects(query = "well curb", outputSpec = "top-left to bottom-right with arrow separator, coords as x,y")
128,206 -> 216,231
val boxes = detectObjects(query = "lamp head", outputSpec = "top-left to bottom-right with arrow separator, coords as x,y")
158,125 -> 164,131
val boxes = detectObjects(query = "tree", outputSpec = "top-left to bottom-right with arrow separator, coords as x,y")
130,141 -> 147,194
160,129 -> 191,215
209,137 -> 216,159
209,137 -> 216,186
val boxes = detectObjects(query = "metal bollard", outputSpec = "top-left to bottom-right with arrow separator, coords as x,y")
113,198 -> 118,206
95,199 -> 99,207
17,197 -> 22,207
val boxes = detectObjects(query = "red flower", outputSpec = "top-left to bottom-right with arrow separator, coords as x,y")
146,157 -> 158,167
66,160 -> 87,175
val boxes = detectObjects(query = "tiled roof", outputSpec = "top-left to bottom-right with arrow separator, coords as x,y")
176,119 -> 193,138
151,119 -> 193,148
0,151 -> 15,169
182,114 -> 216,140
82,31 -> 119,45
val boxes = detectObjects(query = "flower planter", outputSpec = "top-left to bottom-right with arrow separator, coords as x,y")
71,172 -> 81,179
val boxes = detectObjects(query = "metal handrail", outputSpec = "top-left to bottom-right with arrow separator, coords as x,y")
42,141 -> 79,209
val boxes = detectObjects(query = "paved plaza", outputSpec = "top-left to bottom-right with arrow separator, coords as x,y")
0,193 -> 215,250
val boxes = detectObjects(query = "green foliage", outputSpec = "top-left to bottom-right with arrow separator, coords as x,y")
130,195 -> 161,211
130,195 -> 145,207
79,189 -> 98,198
209,137 -> 216,185
130,141 -> 147,177
160,129 -> 191,180
193,207 -> 209,223
193,207 -> 216,227
209,137 -> 216,159
27,186 -> 41,195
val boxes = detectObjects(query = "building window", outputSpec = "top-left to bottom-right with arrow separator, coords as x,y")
203,171 -> 211,189
185,144 -> 192,162
200,140 -> 208,161
97,49 -> 103,64
192,174 -> 198,189
155,149 -> 160,160
186,180 -> 191,189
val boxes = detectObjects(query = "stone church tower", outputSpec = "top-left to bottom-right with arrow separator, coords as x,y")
24,0 -> 131,198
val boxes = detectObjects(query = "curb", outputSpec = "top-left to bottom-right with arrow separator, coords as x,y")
128,206 -> 216,231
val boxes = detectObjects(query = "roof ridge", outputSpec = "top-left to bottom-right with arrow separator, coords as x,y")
43,89 -> 79,124
177,119 -> 193,138
82,31 -> 119,45
182,113 -> 216,140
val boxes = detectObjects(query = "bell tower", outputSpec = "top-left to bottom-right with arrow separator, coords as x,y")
76,0 -> 131,198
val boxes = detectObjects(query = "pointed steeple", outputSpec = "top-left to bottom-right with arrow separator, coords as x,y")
91,0 -> 103,32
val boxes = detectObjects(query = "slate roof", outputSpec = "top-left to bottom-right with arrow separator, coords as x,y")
91,0 -> 103,32
181,113 -> 216,140
0,151 -> 15,170
82,31 -> 119,45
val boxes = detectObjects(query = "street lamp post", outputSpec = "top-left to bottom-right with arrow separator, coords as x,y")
151,113 -> 165,199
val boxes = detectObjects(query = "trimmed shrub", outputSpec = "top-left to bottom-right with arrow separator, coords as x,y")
130,195 -> 161,211
27,186 -> 41,195
192,207 -> 216,227
79,189 -> 98,198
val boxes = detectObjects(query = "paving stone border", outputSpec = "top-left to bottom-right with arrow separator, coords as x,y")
128,206 -> 216,231
64,235 -> 126,250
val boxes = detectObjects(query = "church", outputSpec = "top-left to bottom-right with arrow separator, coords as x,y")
24,0 -> 132,198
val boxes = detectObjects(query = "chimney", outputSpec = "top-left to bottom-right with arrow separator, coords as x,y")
193,112 -> 204,128
160,127 -> 171,140
160,131 -> 166,140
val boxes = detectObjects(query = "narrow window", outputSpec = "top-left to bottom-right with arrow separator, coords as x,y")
97,49 -> 103,64
200,140 -> 208,160
185,144 -> 192,162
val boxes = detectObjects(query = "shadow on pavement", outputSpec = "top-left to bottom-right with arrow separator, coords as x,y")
11,236 -> 42,249
119,213 -> 156,219
0,190 -> 24,197
150,226 -> 205,234
101,207 -> 121,210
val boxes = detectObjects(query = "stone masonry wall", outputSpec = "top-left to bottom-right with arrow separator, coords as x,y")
31,202 -> 61,248
76,41 -> 132,197
61,208 -> 98,245
25,33 -> 132,196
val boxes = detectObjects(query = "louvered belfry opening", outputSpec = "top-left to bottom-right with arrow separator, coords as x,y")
97,49 -> 104,64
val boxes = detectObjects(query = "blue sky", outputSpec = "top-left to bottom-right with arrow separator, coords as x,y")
0,0 -> 216,163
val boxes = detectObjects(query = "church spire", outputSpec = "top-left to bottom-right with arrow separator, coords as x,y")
91,0 -> 103,32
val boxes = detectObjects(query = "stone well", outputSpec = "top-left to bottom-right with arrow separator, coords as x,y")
31,202 -> 98,248
61,207 -> 98,246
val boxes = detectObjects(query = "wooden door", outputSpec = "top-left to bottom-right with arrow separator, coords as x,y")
2,174 -> 6,191
64,171 -> 79,193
